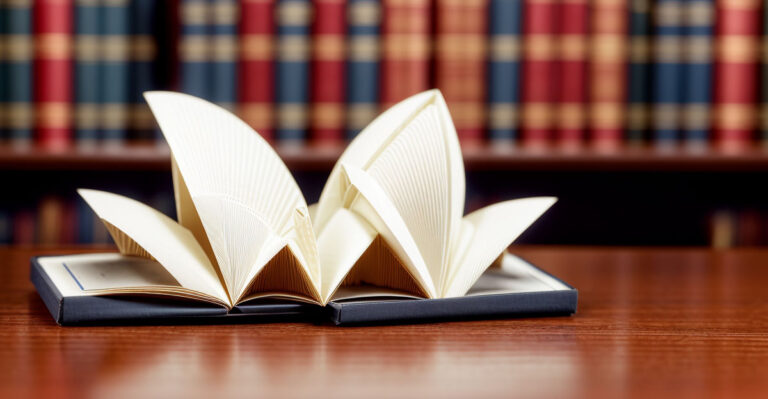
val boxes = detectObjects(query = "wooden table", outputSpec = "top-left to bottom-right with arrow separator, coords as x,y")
1,246 -> 767,398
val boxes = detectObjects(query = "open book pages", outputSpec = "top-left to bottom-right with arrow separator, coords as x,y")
77,90 -> 556,309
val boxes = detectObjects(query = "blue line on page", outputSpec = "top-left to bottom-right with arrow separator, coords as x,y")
62,263 -> 85,290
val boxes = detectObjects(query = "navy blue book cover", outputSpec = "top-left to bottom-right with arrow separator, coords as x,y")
31,253 -> 576,326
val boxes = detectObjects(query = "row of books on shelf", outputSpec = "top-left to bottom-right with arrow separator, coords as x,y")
710,209 -> 768,248
1,0 -> 768,149
0,193 -> 173,245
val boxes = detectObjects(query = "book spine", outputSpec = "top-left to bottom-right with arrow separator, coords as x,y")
589,0 -> 627,146
4,0 -> 34,145
38,196 -> 63,245
34,0 -> 73,147
345,0 -> 380,139
757,2 -> 768,148
13,209 -> 35,245
130,0 -> 159,141
556,0 -> 588,144
521,0 -> 557,145
762,0 -> 768,145
626,0 -> 652,144
311,0 -> 346,144
209,0 -> 238,109
652,0 -> 684,143
74,0 -> 100,144
714,0 -> 761,146
179,0 -> 210,99
100,0 -> 131,143
0,209 -> 11,244
682,0 -> 714,144
380,0 -> 431,108
76,197 -> 94,243
0,2 -> 6,140
487,0 -> 523,143
435,0 -> 488,143
276,0 -> 312,142
239,0 -> 275,140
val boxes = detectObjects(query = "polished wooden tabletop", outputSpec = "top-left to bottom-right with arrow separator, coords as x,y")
1,246 -> 767,398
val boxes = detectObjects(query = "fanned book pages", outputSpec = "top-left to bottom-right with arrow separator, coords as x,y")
31,90 -> 577,325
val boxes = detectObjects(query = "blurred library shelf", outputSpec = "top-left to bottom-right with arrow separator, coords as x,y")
4,141 -> 768,172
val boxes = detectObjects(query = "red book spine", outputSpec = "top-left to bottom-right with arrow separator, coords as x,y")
381,0 -> 431,108
239,0 -> 275,141
714,0 -> 761,146
521,0 -> 558,145
33,0 -> 73,148
556,0 -> 588,144
311,0 -> 346,143
589,0 -> 627,146
435,0 -> 488,143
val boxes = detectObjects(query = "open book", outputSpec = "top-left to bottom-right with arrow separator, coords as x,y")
32,90 -> 575,325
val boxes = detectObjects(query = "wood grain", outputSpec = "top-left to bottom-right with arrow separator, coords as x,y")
1,246 -> 768,398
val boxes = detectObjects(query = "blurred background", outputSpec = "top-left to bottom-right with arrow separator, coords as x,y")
0,0 -> 766,248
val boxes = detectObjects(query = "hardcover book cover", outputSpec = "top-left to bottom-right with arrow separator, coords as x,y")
31,253 -> 577,325
275,0 -> 312,142
311,0 -> 346,144
129,0 -> 160,140
100,0 -> 131,143
626,0 -> 651,144
521,0 -> 557,146
435,0 -> 488,143
487,0 -> 524,143
714,0 -> 760,146
652,0 -> 683,144
74,0 -> 100,144
209,0 -> 238,110
179,0 -> 211,99
681,0 -> 714,144
34,0 -> 74,147
380,0 -> 431,109
239,0 -> 275,140
589,0 -> 627,146
346,0 -> 380,139
3,0 -> 34,145
556,0 -> 588,145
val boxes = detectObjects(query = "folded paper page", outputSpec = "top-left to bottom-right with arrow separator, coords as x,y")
78,189 -> 230,305
144,92 -> 320,302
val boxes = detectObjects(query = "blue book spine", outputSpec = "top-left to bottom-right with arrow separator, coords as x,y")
180,0 -> 210,99
681,0 -> 714,143
276,0 -> 312,142
130,0 -> 159,141
1,2 -> 7,140
74,0 -> 101,144
4,0 -> 34,145
209,0 -> 237,109
652,0 -> 684,143
100,0 -> 131,142
626,0 -> 651,144
346,0 -> 380,139
488,0 -> 523,143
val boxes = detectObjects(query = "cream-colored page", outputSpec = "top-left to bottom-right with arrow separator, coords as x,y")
342,164 -> 436,297
313,90 -> 439,233
362,100 -> 463,290
143,92 -> 319,300
78,189 -> 230,305
315,207 -> 377,302
442,197 -> 558,298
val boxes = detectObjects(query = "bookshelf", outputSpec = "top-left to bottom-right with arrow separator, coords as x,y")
4,142 -> 768,172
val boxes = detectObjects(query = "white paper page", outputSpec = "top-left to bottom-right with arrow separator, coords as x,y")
466,253 -> 570,295
342,164 -> 436,297
78,189 -> 229,303
330,286 -> 424,302
37,253 -> 226,305
143,92 -> 318,298
316,208 -> 378,302
443,197 -> 557,298
63,256 -> 180,290
363,102 -> 462,290
313,90 -> 438,232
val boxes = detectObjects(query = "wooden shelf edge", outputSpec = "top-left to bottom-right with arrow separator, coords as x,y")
3,142 -> 768,172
